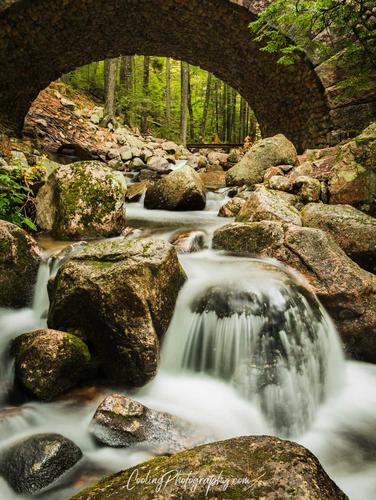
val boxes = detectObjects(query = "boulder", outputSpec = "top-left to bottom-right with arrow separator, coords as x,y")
207,151 -> 229,169
199,171 -> 226,189
129,157 -> 146,170
90,107 -> 104,125
263,166 -> 285,181
161,141 -> 179,154
0,220 -> 41,308
12,329 -> 92,401
218,197 -> 247,218
329,122 -> 376,214
293,176 -> 321,202
144,165 -> 206,211
302,203 -> 376,273
147,156 -> 170,172
71,436 -> 346,500
226,134 -> 298,187
1,433 -> 82,495
119,145 -> 133,161
213,221 -> 376,362
170,230 -> 207,253
48,239 -> 186,386
35,161 -> 127,240
90,394 -> 203,453
268,175 -> 293,192
236,186 -> 302,225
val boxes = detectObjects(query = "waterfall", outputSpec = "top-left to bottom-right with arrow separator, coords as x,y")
162,255 -> 345,437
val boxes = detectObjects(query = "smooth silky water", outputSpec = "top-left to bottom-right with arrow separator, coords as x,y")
0,201 -> 375,499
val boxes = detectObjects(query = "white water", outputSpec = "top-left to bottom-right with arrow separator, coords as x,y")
0,207 -> 375,499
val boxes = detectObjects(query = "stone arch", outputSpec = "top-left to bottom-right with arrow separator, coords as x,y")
0,0 -> 333,151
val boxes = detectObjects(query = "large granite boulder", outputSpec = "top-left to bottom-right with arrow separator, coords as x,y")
328,122 -> 376,214
12,329 -> 93,401
35,160 -> 127,239
226,134 -> 298,187
0,433 -> 82,496
236,186 -> 302,225
0,220 -> 41,308
302,203 -> 376,273
213,221 -> 376,362
144,165 -> 206,211
48,239 -> 186,386
71,436 -> 346,499
90,394 -> 204,453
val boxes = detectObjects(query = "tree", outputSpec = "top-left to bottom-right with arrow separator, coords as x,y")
141,56 -> 151,133
198,72 -> 212,142
103,57 -> 119,124
180,61 -> 189,145
250,0 -> 376,93
165,57 -> 172,133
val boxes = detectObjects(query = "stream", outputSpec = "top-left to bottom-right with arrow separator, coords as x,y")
0,190 -> 376,499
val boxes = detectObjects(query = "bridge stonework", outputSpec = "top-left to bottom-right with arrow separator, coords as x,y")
0,0 -> 374,151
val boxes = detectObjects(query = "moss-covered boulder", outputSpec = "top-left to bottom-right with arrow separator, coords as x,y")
48,238 -> 186,386
1,433 -> 82,496
71,436 -> 346,499
236,186 -> 302,225
90,394 -> 204,453
293,176 -> 321,203
226,134 -> 298,187
0,220 -> 41,308
302,203 -> 376,273
213,221 -> 376,363
328,122 -> 376,214
144,165 -> 206,211
12,329 -> 93,401
35,160 -> 127,239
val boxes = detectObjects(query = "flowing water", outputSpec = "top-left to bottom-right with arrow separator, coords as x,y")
0,197 -> 376,499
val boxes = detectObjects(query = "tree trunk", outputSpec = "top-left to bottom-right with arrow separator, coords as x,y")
198,72 -> 212,143
141,56 -> 151,133
180,61 -> 189,146
187,65 -> 195,141
165,57 -> 172,132
104,57 -> 119,124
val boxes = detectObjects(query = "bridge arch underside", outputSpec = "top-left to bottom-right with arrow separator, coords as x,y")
0,0 -> 332,151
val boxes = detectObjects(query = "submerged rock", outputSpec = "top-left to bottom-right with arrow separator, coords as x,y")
0,433 -> 82,495
0,220 -> 41,308
302,203 -> 376,273
12,329 -> 93,401
226,134 -> 297,187
48,238 -> 186,386
91,394 -> 204,453
213,221 -> 376,362
144,165 -> 206,211
35,160 -> 127,239
236,186 -> 302,225
71,436 -> 346,500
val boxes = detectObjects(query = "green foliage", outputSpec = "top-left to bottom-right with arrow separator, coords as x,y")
0,161 -> 45,231
250,0 -> 375,88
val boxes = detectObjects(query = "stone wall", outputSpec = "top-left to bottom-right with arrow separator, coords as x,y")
0,0 -> 374,151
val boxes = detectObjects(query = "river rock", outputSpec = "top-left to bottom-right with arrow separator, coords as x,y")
90,394 -> 203,453
329,122 -> 376,214
147,156 -> 170,172
71,436 -> 346,500
199,171 -> 226,189
207,151 -> 229,169
35,161 -> 127,239
170,230 -> 207,253
268,175 -> 293,192
144,165 -> 206,211
263,166 -> 285,181
236,186 -> 302,225
0,433 -> 82,495
218,196 -> 247,217
302,203 -> 376,273
0,220 -> 41,308
226,134 -> 298,187
213,221 -> 376,362
48,239 -> 186,386
12,329 -> 92,401
161,141 -> 179,154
